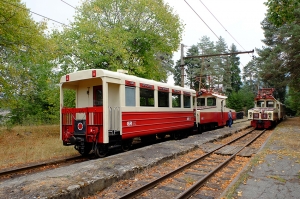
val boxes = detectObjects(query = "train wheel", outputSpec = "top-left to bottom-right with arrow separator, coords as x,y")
172,131 -> 181,140
122,139 -> 132,152
181,130 -> 188,138
79,143 -> 92,156
141,135 -> 156,144
95,144 -> 108,158
198,125 -> 202,134
157,133 -> 166,139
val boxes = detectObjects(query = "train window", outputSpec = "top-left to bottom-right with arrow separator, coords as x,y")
158,91 -> 169,107
257,101 -> 264,107
207,97 -> 216,106
197,98 -> 205,106
140,88 -> 154,107
125,86 -> 136,106
172,94 -> 181,108
184,95 -> 191,108
93,86 -> 103,106
266,101 -> 274,107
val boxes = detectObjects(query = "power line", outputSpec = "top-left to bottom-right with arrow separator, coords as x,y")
183,0 -> 220,41
183,0 -> 253,67
61,0 -> 77,9
0,0 -> 70,27
198,0 -> 247,52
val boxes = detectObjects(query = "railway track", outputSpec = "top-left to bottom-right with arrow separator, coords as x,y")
118,129 -> 266,199
0,155 -> 88,181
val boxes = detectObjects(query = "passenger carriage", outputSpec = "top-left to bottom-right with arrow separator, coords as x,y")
248,88 -> 286,129
60,69 -> 196,157
194,88 -> 236,131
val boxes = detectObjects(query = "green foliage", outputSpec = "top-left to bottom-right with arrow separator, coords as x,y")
1,0 -> 183,125
229,44 -> 242,92
285,87 -> 300,116
185,45 -> 201,89
242,59 -> 261,93
227,85 -> 255,112
265,0 -> 299,27
256,7 -> 300,114
53,0 -> 183,81
0,0 -> 60,125
173,36 -> 241,94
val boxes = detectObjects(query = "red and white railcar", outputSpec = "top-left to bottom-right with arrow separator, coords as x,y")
194,89 -> 236,131
60,69 -> 196,157
248,88 -> 286,129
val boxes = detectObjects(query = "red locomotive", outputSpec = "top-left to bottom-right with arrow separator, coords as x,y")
60,69 -> 235,157
195,88 -> 236,131
248,88 -> 286,129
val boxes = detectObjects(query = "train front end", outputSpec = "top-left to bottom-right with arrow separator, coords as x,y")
60,69 -> 111,157
248,88 -> 279,129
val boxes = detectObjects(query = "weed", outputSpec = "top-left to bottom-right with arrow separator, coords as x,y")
184,176 -> 195,185
267,175 -> 286,183
0,125 -> 78,170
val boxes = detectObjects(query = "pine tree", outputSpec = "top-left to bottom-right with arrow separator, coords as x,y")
229,44 -> 242,93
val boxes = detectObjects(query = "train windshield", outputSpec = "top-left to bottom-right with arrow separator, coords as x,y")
266,101 -> 274,107
207,97 -> 216,106
197,98 -> 205,106
256,100 -> 264,107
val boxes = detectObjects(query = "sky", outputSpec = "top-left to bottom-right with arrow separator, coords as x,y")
21,0 -> 267,84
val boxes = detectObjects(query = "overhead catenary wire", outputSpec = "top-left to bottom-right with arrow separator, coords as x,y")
0,0 -> 70,27
198,0 -> 247,52
183,0 -> 220,42
183,0 -> 253,67
61,0 -> 77,9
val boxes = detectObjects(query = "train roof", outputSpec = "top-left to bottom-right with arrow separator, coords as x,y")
254,88 -> 285,105
60,69 -> 196,93
197,88 -> 227,99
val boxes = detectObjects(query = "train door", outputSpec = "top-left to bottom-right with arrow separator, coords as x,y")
221,100 -> 224,125
93,86 -> 103,106
107,83 -> 121,136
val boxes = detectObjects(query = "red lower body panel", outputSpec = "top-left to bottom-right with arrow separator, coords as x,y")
251,120 -> 272,129
199,112 -> 228,127
122,111 -> 194,139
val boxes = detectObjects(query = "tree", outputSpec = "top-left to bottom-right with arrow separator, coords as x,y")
0,0 -> 58,125
197,36 -> 215,90
185,45 -> 201,89
214,37 -> 228,91
173,36 -> 240,92
285,87 -> 300,116
53,0 -> 183,81
227,85 -> 255,113
255,6 -> 300,114
228,44 -> 242,92
242,59 -> 260,93
173,36 -> 215,89
265,0 -> 299,26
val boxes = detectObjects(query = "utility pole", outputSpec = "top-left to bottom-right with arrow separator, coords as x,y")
180,44 -> 185,87
199,57 -> 204,91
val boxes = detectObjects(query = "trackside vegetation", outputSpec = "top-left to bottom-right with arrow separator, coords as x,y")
0,0 -> 299,128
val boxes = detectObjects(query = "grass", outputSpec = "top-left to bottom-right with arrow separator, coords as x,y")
267,175 -> 286,183
0,125 -> 78,170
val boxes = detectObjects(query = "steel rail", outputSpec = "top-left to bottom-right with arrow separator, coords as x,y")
176,129 -> 266,199
0,155 -> 84,178
119,128 -> 256,199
